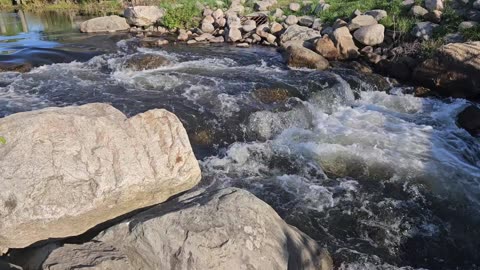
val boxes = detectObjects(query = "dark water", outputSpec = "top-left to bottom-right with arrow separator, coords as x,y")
1,11 -> 480,270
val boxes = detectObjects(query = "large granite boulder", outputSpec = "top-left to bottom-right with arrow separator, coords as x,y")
0,103 -> 201,251
22,188 -> 333,270
413,41 -> 480,98
280,24 -> 321,49
124,6 -> 165,27
123,54 -> 171,71
80,15 -> 130,33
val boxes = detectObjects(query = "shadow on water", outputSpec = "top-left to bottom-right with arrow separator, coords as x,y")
0,33 -> 480,269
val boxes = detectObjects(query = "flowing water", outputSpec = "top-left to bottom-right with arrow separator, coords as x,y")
1,10 -> 480,270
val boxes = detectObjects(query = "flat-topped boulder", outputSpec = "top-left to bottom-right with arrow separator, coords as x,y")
0,103 -> 201,251
413,41 -> 480,98
23,188 -> 333,270
80,15 -> 130,33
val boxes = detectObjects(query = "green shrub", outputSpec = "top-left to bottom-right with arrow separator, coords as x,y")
160,0 -> 201,30
461,25 -> 480,41
0,136 -> 5,145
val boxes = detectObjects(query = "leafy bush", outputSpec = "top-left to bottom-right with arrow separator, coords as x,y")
160,0 -> 201,30
461,25 -> 480,41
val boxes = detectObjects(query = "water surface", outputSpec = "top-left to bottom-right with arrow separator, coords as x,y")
1,11 -> 480,270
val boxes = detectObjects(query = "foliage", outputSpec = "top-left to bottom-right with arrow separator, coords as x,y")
461,25 -> 480,41
420,38 -> 444,58
160,0 -> 201,30
0,136 -> 5,145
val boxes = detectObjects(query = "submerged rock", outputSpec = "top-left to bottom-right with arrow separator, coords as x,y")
123,54 -> 171,71
124,6 -> 165,27
80,15 -> 130,33
0,103 -> 201,251
26,188 -> 334,270
286,44 -> 329,70
0,62 -> 32,73
457,105 -> 480,136
413,41 -> 480,98
252,87 -> 293,104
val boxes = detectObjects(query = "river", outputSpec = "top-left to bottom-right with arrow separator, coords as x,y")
0,10 -> 479,270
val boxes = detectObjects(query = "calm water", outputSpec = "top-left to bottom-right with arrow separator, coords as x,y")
1,10 -> 480,270
0,10 -> 127,66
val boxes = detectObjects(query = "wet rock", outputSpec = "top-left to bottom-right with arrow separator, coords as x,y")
253,88 -> 292,103
210,36 -> 225,43
353,24 -> 385,45
124,6 -> 165,27
31,188 -> 334,270
285,15 -> 299,25
80,15 -> 130,33
376,56 -> 418,80
466,10 -> 480,21
474,0 -> 480,9
413,41 -> 480,98
124,54 -> 170,70
315,35 -> 339,60
457,105 -> 480,136
298,16 -> 315,27
348,15 -> 377,31
280,24 -> 321,49
410,5 -> 429,17
414,86 -> 434,97
0,103 -> 201,250
237,42 -> 250,47
289,2 -> 301,12
411,22 -> 439,40
332,26 -> 359,60
139,37 -> 169,47
425,0 -> 444,11
0,62 -> 32,73
285,44 -> 329,70
365,9 -> 388,21
187,40 -> 197,45
0,260 -> 22,270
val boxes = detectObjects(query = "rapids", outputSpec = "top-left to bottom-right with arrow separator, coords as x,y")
1,33 -> 480,269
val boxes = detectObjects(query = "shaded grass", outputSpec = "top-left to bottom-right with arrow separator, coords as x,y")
461,25 -> 480,41
19,0 -> 122,12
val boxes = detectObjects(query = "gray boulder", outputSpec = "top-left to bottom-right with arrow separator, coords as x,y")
410,5 -> 429,17
365,9 -> 388,21
280,24 -> 321,49
298,16 -> 315,27
285,15 -> 299,25
30,188 -> 334,270
80,15 -> 130,33
459,21 -> 479,30
348,15 -> 377,31
124,6 -> 165,27
411,21 -> 439,40
425,0 -> 444,11
353,24 -> 385,45
0,103 -> 201,251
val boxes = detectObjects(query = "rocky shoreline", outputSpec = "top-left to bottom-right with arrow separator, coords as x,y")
77,1 -> 480,133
